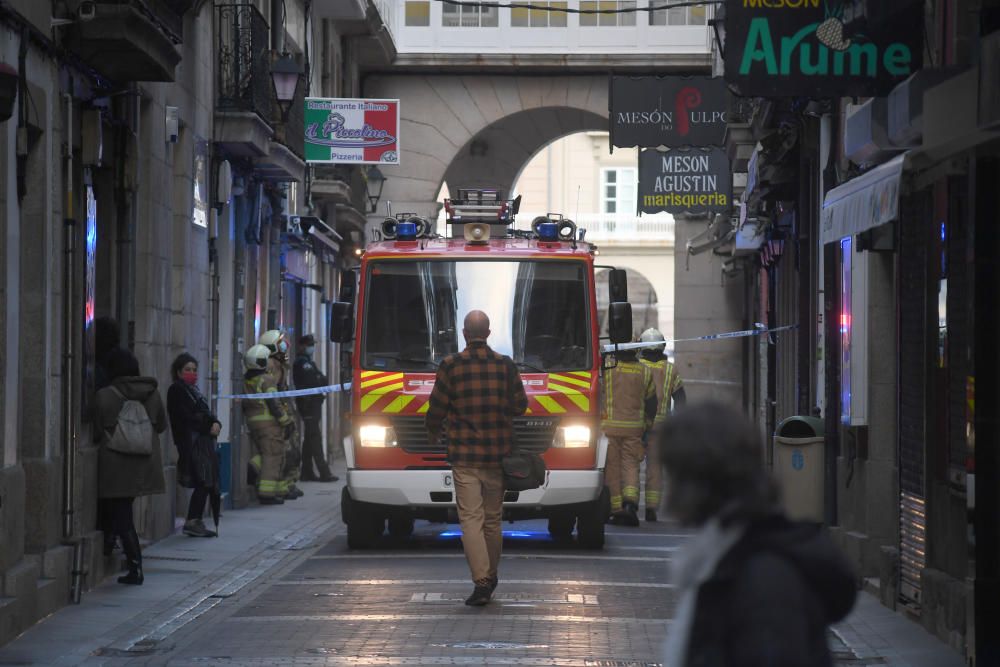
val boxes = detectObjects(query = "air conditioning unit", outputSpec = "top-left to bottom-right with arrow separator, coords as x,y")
845,98 -> 901,167
733,220 -> 764,255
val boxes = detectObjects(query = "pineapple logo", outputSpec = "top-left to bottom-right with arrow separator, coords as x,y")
816,1 -> 851,51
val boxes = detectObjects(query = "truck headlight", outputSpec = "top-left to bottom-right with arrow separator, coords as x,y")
359,424 -> 397,448
553,425 -> 591,448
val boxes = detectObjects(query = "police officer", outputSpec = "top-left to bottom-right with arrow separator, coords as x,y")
601,346 -> 656,526
242,344 -> 293,504
259,329 -> 304,500
293,334 -> 338,482
638,328 -> 686,522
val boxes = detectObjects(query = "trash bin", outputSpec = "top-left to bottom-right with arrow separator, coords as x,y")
773,416 -> 825,522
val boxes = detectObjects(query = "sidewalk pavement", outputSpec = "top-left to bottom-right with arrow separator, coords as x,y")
833,592 -> 967,667
0,469 -> 346,667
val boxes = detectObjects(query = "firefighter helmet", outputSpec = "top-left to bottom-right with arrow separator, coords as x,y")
243,344 -> 271,371
638,328 -> 666,357
259,329 -> 290,357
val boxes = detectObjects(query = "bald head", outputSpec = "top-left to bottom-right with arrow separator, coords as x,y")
463,310 -> 491,343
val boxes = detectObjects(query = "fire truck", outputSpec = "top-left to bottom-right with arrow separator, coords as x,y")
330,189 -> 633,549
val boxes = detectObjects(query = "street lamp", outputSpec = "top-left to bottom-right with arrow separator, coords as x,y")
270,52 -> 302,121
365,166 -> 386,214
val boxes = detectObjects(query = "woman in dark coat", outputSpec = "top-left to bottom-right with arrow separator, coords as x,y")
93,348 -> 167,585
166,353 -> 222,538
656,402 -> 857,667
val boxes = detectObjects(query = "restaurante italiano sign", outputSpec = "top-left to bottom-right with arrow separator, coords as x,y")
724,0 -> 923,97
305,98 -> 400,165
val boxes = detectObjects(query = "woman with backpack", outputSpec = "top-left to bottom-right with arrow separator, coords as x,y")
93,348 -> 167,586
166,353 -> 222,538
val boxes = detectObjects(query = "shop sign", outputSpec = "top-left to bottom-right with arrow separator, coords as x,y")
638,148 -> 732,214
610,76 -> 728,148
724,0 -> 923,97
305,97 -> 400,165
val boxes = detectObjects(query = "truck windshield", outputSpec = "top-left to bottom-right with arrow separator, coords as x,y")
362,260 -> 592,372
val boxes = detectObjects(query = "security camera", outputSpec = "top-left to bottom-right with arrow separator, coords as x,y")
77,1 -> 96,21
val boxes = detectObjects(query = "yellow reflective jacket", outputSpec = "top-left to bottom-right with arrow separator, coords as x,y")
600,359 -> 656,436
242,371 -> 292,428
640,357 -> 683,424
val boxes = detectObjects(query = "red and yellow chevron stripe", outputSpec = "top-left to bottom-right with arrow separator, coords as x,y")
357,370 -> 596,416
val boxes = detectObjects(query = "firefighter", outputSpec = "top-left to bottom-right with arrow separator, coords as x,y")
601,345 -> 657,526
638,328 -> 686,522
259,329 -> 304,500
242,344 -> 293,504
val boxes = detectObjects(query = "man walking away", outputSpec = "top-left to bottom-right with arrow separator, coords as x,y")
426,310 -> 528,606
259,329 -> 304,499
638,328 -> 686,522
293,334 -> 338,482
601,347 -> 656,526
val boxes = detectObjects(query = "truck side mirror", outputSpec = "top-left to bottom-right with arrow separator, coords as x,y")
607,302 -> 632,344
329,301 -> 354,343
609,268 -> 627,303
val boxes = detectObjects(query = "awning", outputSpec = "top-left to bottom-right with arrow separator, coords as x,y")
820,152 -> 908,245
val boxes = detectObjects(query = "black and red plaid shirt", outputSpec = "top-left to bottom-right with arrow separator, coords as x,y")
425,340 -> 528,467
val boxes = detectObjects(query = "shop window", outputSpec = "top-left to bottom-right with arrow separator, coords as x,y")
404,1 -> 430,27
839,237 -> 869,426
511,2 -> 568,27
442,3 -> 498,27
580,1 -> 637,27
649,4 -> 707,25
601,167 -> 637,215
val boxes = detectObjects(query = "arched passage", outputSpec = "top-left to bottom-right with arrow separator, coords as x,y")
362,74 -> 609,220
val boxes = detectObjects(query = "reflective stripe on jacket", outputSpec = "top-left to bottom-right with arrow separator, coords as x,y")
601,359 -> 655,435
242,372 -> 292,427
640,357 -> 683,424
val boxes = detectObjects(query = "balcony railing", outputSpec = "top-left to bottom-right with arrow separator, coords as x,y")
516,213 -> 675,243
217,4 -> 273,122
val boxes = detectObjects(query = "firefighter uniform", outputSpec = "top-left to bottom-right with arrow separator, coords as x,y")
243,369 -> 293,501
640,356 -> 683,515
268,355 -> 302,494
601,355 -> 656,524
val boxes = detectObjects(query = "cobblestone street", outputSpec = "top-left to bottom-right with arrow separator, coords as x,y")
0,471 -> 964,667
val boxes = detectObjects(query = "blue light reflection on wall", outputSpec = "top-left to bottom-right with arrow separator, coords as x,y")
84,186 -> 98,326
839,236 -> 852,425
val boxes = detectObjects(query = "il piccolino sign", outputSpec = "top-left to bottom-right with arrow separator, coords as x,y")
305,97 -> 400,164
610,76 -> 728,149
638,148 -> 732,215
724,0 -> 923,97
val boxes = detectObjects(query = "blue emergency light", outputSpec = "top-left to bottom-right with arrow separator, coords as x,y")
396,221 -> 418,240
537,222 -> 559,241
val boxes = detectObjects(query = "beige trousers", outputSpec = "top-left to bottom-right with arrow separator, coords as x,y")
453,466 -> 505,585
605,434 -> 644,512
644,431 -> 663,510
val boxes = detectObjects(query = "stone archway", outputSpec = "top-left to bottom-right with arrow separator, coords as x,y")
362,74 -> 609,220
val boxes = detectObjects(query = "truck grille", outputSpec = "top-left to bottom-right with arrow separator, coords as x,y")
391,416 -> 557,455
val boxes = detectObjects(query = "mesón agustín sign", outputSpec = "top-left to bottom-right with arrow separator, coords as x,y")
638,148 -> 732,215
610,76 -> 728,149
724,0 -> 923,97
305,97 -> 400,165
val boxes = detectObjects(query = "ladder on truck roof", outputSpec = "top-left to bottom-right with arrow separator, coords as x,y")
444,188 -> 520,226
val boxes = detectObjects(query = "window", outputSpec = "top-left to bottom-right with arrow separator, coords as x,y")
580,1 -> 636,27
649,4 -> 707,25
511,1 -> 568,27
442,3 -> 499,27
601,168 -> 637,215
363,260 -> 592,372
404,1 -> 430,26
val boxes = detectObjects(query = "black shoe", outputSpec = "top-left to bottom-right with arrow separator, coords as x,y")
645,509 -> 658,522
287,486 -> 304,499
183,519 -> 216,538
117,562 -> 144,585
488,577 -> 498,593
318,474 -> 339,483
621,503 -> 640,527
117,528 -> 144,585
259,497 -> 285,505
465,585 -> 492,606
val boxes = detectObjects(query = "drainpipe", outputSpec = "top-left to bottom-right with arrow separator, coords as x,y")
115,85 -> 139,348
209,208 -> 221,414
61,92 -> 84,603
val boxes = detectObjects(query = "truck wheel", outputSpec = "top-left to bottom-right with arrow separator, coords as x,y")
388,516 -> 415,538
576,487 -> 609,550
547,514 -> 576,540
